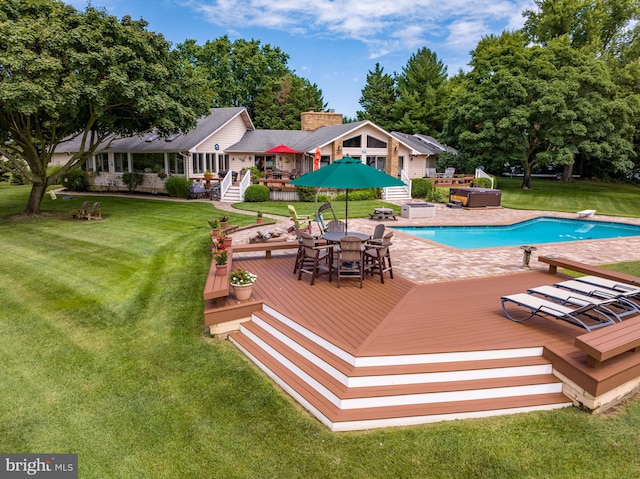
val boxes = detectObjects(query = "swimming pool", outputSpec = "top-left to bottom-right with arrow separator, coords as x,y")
393,217 -> 640,250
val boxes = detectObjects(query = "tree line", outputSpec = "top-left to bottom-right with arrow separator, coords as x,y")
1,0 -> 638,214
357,0 -> 640,188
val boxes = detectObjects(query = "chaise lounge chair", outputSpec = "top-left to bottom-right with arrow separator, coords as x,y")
553,279 -> 640,310
288,204 -> 312,234
574,275 -> 640,298
528,285 -> 632,322
501,292 -> 615,331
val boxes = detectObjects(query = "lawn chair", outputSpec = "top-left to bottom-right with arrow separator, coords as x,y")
316,201 -> 337,234
85,202 -> 102,220
73,201 -> 90,219
288,205 -> 312,234
325,220 -> 346,234
501,293 -> 615,331
425,168 -> 437,178
554,279 -> 640,310
369,224 -> 386,243
364,231 -> 393,283
297,232 -> 333,285
528,285 -> 633,322
335,235 -> 364,288
443,167 -> 455,178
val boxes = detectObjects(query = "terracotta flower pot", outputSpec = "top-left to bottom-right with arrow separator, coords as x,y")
232,283 -> 253,300
220,221 -> 228,229
256,218 -> 263,224
224,237 -> 233,248
216,263 -> 227,273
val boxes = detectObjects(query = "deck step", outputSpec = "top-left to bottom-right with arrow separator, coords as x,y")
230,308 -> 571,430
231,331 -> 571,431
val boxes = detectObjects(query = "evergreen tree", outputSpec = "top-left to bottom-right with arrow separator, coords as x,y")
357,63 -> 397,130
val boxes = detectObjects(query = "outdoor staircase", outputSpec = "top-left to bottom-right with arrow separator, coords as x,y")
382,185 -> 411,202
221,184 -> 242,203
229,305 -> 573,431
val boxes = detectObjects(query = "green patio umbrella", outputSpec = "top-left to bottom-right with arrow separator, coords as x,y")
288,156 -> 405,231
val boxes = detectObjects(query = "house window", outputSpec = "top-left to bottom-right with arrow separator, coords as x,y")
366,136 -> 387,149
320,155 -> 330,168
367,156 -> 386,171
343,135 -> 361,148
132,152 -> 164,173
206,153 -> 216,173
96,153 -> 108,173
114,153 -> 128,173
192,153 -> 205,174
168,153 -> 185,175
219,154 -> 229,172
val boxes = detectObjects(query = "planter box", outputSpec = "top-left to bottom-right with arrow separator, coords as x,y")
401,202 -> 436,219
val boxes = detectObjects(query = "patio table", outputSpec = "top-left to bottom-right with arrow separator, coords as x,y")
322,232 -> 370,243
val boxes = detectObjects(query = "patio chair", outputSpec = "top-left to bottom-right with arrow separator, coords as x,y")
425,168 -> 437,178
574,276 -> 640,299
364,232 -> 394,283
369,224 -> 386,243
316,201 -> 337,234
325,220 -> 346,234
85,202 -> 102,220
443,167 -> 456,178
527,285 -> 633,322
297,232 -> 333,285
501,293 -> 615,331
288,204 -> 312,234
335,235 -> 365,288
73,200 -> 90,219
554,279 -> 640,308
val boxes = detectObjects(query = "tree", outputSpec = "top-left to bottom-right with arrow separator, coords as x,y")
252,74 -> 325,130
444,32 -> 635,188
357,63 -> 397,130
523,0 -> 640,55
0,0 -> 209,214
177,37 -> 291,119
392,48 -> 448,135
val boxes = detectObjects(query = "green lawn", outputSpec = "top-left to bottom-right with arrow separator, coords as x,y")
234,178 -> 640,219
2,184 -> 640,478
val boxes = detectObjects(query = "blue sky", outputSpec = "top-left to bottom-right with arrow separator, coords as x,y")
66,0 -> 535,118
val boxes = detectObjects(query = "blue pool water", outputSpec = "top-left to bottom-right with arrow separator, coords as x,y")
393,217 -> 640,250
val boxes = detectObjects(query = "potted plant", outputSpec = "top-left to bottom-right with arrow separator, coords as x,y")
229,268 -> 257,300
204,170 -> 213,180
256,211 -> 263,224
219,214 -> 230,229
211,248 -> 228,271
208,218 -> 220,239
217,232 -> 232,248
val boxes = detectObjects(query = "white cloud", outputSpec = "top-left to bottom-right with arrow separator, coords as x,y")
180,0 -> 536,69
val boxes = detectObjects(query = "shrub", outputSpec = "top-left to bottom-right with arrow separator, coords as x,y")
335,189 -> 375,201
472,177 -> 496,189
316,193 -> 330,203
411,178 -> 434,199
122,171 -> 144,192
244,184 -> 270,202
295,185 -> 318,202
429,187 -> 450,203
62,169 -> 90,191
164,176 -> 191,198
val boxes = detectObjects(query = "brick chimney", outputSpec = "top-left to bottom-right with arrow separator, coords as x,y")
301,110 -> 343,131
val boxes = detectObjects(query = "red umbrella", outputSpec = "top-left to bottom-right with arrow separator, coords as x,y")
266,144 -> 300,154
313,146 -> 321,171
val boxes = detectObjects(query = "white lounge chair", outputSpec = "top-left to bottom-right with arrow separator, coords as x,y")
577,209 -> 596,217
553,279 -> 640,313
501,293 -> 615,331
574,275 -> 640,298
528,285 -> 631,322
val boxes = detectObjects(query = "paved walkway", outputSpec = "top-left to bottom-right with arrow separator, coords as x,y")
219,202 -> 640,284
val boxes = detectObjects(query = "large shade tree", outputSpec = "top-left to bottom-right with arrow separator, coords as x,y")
252,74 -> 325,130
0,0 -> 209,214
444,32 -> 636,188
176,37 -> 291,122
356,63 -> 397,130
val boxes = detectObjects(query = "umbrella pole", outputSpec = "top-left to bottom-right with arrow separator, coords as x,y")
345,189 -> 349,232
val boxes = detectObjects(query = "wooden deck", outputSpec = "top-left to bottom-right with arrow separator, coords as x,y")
209,251 -> 640,430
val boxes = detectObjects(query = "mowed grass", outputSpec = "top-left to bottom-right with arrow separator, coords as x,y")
2,184 -> 640,478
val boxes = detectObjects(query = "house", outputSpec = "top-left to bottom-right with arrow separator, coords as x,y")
52,108 -> 456,201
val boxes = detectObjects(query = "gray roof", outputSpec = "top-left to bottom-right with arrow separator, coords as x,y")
390,132 -> 457,155
55,107 -> 252,153
226,120 -> 376,154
